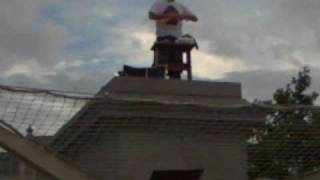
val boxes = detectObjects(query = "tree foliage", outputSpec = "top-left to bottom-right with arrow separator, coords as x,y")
248,67 -> 320,179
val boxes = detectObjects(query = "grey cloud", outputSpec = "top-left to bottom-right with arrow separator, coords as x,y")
0,0 -> 72,71
0,71 -> 113,94
221,67 -> 320,103
2,0 -> 320,101
183,0 -> 320,68
43,72 -> 112,93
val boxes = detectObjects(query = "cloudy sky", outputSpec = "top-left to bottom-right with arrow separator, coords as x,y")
1,0 -> 320,102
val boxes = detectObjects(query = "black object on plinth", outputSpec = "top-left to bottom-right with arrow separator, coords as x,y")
152,43 -> 195,80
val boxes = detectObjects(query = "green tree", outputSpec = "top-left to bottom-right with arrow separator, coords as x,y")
248,67 -> 320,180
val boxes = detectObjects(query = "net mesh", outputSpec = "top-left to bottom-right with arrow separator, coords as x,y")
0,85 -> 91,180
0,85 -> 90,136
0,83 -> 320,180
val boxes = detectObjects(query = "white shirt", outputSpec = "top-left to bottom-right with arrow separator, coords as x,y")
149,0 -> 195,38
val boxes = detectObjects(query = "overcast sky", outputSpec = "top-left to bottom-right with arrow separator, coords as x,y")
1,0 -> 320,102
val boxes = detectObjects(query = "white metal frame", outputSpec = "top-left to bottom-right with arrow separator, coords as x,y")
0,125 -> 92,180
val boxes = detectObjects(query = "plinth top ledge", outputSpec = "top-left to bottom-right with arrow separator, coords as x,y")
102,77 -> 242,99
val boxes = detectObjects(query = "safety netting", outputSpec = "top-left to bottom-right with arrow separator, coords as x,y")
0,83 -> 320,180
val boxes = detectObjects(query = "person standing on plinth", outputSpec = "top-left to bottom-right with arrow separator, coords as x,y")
149,0 -> 198,78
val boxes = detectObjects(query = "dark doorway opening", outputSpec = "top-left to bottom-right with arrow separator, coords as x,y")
150,169 -> 204,180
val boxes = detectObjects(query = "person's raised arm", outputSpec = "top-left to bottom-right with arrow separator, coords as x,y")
181,14 -> 198,22
149,11 -> 179,21
149,12 -> 165,20
180,4 -> 198,22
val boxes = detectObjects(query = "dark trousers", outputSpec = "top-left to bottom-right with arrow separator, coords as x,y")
156,36 -> 183,79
